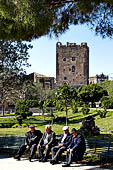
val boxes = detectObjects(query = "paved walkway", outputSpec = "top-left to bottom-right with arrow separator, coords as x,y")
0,156 -> 113,170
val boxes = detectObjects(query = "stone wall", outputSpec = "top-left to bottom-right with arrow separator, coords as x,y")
56,42 -> 89,87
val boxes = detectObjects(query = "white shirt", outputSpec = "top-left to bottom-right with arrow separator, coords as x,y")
44,133 -> 49,145
61,134 -> 67,143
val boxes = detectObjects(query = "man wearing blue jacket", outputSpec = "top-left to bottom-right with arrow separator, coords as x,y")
62,128 -> 86,167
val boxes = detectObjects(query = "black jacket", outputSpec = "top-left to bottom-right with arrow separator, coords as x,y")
67,133 -> 86,156
58,133 -> 71,147
25,130 -> 42,147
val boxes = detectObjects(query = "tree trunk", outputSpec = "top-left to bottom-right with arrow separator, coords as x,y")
65,102 -> 68,126
41,108 -> 45,121
2,104 -> 5,116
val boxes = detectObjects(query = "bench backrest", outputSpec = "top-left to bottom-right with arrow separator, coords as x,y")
0,135 -> 25,148
85,139 -> 113,155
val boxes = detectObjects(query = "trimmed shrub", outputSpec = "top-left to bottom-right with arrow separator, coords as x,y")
15,99 -> 33,119
97,108 -> 107,118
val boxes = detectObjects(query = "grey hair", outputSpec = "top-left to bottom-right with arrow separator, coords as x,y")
45,124 -> 52,129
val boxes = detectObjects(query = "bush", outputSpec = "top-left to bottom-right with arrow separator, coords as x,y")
81,104 -> 90,115
43,98 -> 56,108
97,108 -> 107,118
101,96 -> 113,109
34,124 -> 39,128
21,123 -> 28,128
26,100 -> 39,108
12,124 -> 20,128
15,99 -> 33,119
56,100 -> 65,111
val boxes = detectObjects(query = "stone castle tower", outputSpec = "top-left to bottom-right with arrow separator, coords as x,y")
56,42 -> 89,87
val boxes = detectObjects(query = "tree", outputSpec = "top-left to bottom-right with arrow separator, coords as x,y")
98,80 -> 113,97
22,81 -> 56,101
0,40 -> 32,115
100,96 -> 113,109
77,84 -> 108,106
56,84 -> 77,125
0,0 -> 113,40
15,99 -> 33,120
43,98 -> 56,124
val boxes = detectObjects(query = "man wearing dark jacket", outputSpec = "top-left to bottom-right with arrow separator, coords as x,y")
14,124 -> 42,161
62,128 -> 86,167
37,124 -> 56,162
50,126 -> 71,165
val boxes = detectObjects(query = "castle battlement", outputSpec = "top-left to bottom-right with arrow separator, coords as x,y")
56,42 -> 88,48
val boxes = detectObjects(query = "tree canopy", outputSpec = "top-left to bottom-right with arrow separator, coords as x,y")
0,0 -> 113,40
98,80 -> 113,97
77,83 -> 108,104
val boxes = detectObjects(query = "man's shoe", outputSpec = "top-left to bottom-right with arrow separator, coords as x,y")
62,164 -> 70,167
42,158 -> 47,162
39,158 -> 43,162
14,155 -> 20,161
50,160 -> 57,165
28,156 -> 32,162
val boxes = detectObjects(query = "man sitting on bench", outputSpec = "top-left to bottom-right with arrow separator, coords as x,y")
62,128 -> 86,167
50,126 -> 71,165
14,124 -> 42,161
37,125 -> 56,162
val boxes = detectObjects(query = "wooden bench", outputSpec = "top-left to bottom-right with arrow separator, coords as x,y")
0,135 -> 113,163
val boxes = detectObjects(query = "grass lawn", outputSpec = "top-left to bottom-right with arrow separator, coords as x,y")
0,108 -> 113,140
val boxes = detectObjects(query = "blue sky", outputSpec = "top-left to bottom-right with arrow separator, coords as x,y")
26,24 -> 113,79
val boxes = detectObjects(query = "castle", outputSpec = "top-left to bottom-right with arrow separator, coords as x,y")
56,42 -> 89,87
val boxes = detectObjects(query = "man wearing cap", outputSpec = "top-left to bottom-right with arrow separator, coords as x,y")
62,128 -> 86,167
14,124 -> 42,161
50,126 -> 71,165
37,125 -> 56,162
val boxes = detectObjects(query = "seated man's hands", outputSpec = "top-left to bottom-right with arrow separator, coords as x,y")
26,145 -> 30,149
58,143 -> 63,148
45,145 -> 49,150
67,148 -> 73,152
70,149 -> 73,152
37,144 -> 40,148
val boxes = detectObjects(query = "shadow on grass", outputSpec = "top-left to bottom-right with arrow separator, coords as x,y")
69,112 -> 99,124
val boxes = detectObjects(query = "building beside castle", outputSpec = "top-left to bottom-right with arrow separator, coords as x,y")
26,72 -> 55,89
56,42 -> 89,87
89,73 -> 109,84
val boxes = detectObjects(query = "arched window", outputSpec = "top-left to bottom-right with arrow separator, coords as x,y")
72,66 -> 75,72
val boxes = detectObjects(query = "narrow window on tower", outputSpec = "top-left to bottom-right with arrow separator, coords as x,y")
64,76 -> 67,80
72,57 -> 75,61
63,58 -> 66,61
72,66 -> 75,72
